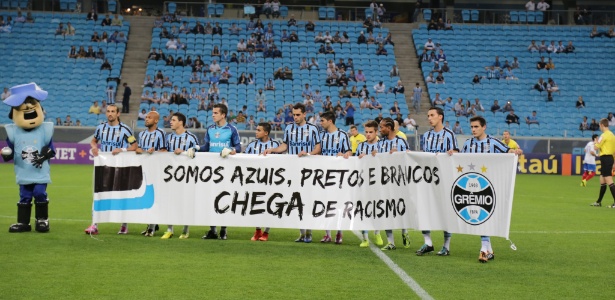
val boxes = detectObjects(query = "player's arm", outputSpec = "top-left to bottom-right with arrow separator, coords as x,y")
90,136 -> 100,157
198,131 -> 210,152
307,143 -> 322,156
230,127 -> 241,154
263,142 -> 287,155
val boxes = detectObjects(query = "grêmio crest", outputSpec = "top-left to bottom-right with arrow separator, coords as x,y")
450,173 -> 495,225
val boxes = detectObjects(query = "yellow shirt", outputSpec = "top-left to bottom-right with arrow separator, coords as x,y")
396,131 -> 407,140
89,105 -> 101,115
350,133 -> 366,154
504,138 -> 519,150
596,130 -> 615,156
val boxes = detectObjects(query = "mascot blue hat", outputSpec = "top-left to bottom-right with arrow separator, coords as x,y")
3,83 -> 48,107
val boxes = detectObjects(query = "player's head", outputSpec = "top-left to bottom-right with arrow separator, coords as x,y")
106,104 -> 120,123
364,120 -> 378,143
170,112 -> 186,130
469,116 -> 487,139
292,102 -> 306,125
599,118 -> 609,131
256,122 -> 271,140
349,125 -> 358,137
503,130 -> 511,141
212,103 -> 227,124
427,107 -> 444,127
320,111 -> 336,130
379,117 -> 395,137
145,111 -> 159,129
592,134 -> 599,142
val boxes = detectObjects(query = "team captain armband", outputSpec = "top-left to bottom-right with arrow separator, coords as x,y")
127,136 -> 137,144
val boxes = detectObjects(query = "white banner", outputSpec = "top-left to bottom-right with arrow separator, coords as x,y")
92,152 -> 517,238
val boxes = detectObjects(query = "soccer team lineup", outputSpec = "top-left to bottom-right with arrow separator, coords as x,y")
3,81 -> 529,261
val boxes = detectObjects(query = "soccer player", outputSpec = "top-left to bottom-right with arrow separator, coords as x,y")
417,107 -> 459,256
161,112 -> 199,239
590,119 -> 615,208
135,111 -> 166,237
200,103 -> 241,240
263,103 -> 321,243
356,120 -> 384,248
459,116 -> 522,263
318,111 -> 352,244
84,104 -> 137,235
377,117 -> 410,251
581,134 -> 599,187
245,122 -> 280,242
502,130 -> 519,150
348,124 -> 366,155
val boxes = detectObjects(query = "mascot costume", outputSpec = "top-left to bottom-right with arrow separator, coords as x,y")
2,83 -> 55,233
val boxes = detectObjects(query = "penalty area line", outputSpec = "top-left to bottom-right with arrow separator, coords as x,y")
352,231 -> 433,300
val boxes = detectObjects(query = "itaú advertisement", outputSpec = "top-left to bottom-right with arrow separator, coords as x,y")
0,141 -> 94,164
516,153 -> 607,176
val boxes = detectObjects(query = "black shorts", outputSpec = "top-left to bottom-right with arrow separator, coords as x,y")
600,155 -> 614,176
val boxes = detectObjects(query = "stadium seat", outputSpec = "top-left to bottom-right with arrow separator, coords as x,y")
9,0 -> 17,9
207,4 -> 216,16
215,4 -> 224,17
167,2 -> 176,14
327,7 -> 336,20
510,11 -> 519,23
518,11 -> 527,23
280,6 -> 289,18
423,9 -> 432,22
364,8 -> 373,19
108,1 -> 117,13
535,11 -> 544,23
527,12 -> 536,23
59,0 -> 68,11
461,10 -> 470,23
0,0 -> 9,9
318,7 -> 327,20
471,10 -> 479,22
18,0 -> 27,9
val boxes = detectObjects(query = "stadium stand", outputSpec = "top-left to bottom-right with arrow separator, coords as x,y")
0,11 -> 130,127
413,23 -> 614,137
140,18 -> 403,132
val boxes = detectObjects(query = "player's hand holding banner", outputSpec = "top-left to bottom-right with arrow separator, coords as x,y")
92,152 -> 517,239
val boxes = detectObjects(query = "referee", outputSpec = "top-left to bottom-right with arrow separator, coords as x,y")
591,118 -> 615,208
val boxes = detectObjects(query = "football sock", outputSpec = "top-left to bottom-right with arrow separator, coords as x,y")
148,224 -> 156,230
374,230 -> 381,235
299,229 -> 306,235
325,230 -> 331,237
121,222 -> 127,228
210,226 -> 217,233
587,172 -> 595,181
362,230 -> 368,240
582,172 -> 587,180
167,225 -> 174,232
609,183 -> 615,201
443,231 -> 452,249
401,229 -> 408,234
336,230 -> 342,235
306,229 -> 312,236
480,236 -> 490,252
385,230 -> 394,244
182,225 -> 189,234
597,184 -> 607,203
422,232 -> 433,246
256,227 -> 262,230
264,227 -> 270,233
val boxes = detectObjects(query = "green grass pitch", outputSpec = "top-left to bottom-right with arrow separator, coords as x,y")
0,164 -> 613,299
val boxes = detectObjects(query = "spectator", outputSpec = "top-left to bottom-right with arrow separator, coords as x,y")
96,48 -> 105,59
288,14 -> 297,27
55,117 -> 62,126
501,101 -> 514,112
537,0 -> 550,12
360,97 -> 371,111
100,59 -> 112,70
435,72 -> 445,84
192,21 -> 205,34
576,96 -> 586,108
111,14 -> 122,26
555,41 -> 565,53
403,113 -> 417,131
305,20 -> 315,31
369,96 -> 382,110
138,109 -> 147,120
444,19 -> 454,30
359,85 -> 370,99
525,0 -> 536,11
265,78 -> 275,91
376,44 -> 388,55
607,113 -> 615,127
355,70 -> 366,82
212,22 -> 223,35
511,57 -> 520,69
344,101 -> 356,126
526,111 -> 540,125
528,40 -> 539,52
0,87 -> 10,100
490,100 -> 501,113
589,119 -> 599,131
547,78 -> 559,99
115,32 -> 127,43
289,30 -> 299,42
563,41 -> 575,53
393,81 -> 405,95
579,116 -> 589,131
89,101 -> 101,114
68,46 -> 78,58
452,121 -> 463,134
427,19 -> 438,31
432,93 -> 444,106
536,56 -> 547,70
538,40 -> 548,53
534,77 -> 547,92
441,61 -> 450,73
389,101 -> 401,116
101,14 -> 112,26
373,81 -> 386,94
454,98 -> 464,116
424,38 -> 435,51
474,98 -> 485,112
504,67 -> 517,80
385,32 -> 395,46
63,115 -> 74,126
505,110 -> 520,125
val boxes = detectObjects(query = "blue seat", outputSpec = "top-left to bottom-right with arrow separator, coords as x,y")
535,11 -> 544,23
461,10 -> 470,22
207,4 -> 216,16
10,0 -> 17,8
424,9 -> 432,22
168,2 -> 176,14
527,11 -> 536,23
518,11 -> 527,23
471,10 -> 479,22
18,0 -> 27,9
318,7 -> 327,20
59,0 -> 68,10
0,0 -> 9,9
364,8 -> 373,19
108,1 -> 116,13
280,6 -> 289,18
327,7 -> 336,20
510,11 -> 519,23
215,4 -> 224,16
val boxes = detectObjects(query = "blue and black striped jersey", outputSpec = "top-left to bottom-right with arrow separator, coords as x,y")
283,122 -> 321,155
94,122 -> 135,152
421,128 -> 459,153
320,129 -> 351,156
138,128 -> 166,151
